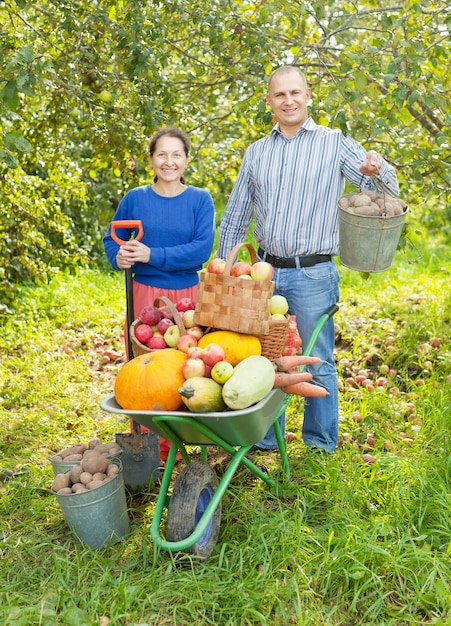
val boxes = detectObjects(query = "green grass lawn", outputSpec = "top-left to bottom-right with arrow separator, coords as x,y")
0,238 -> 450,625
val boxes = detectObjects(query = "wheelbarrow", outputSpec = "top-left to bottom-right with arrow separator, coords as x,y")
100,304 -> 338,560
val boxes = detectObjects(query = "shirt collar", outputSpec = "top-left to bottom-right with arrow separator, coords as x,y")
271,117 -> 317,137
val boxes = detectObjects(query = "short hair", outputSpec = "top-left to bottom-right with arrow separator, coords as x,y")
149,127 -> 190,158
268,66 -> 307,91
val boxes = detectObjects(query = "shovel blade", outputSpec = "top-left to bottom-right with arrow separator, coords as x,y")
115,431 -> 160,493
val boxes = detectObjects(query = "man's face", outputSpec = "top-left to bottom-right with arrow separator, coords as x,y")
266,70 -> 311,132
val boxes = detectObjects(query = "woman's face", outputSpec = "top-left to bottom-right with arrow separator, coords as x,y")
151,136 -> 188,183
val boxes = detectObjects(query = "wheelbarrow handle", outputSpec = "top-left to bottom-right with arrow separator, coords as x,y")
110,220 -> 144,246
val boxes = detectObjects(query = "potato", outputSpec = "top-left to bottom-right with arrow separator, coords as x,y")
80,471 -> 93,485
57,487 -> 73,495
68,465 -> 83,484
71,483 -> 88,493
354,205 -> 377,216
88,438 -> 102,450
64,453 -> 83,462
107,464 -> 120,478
52,473 -> 71,493
92,443 -> 112,455
81,450 -> 109,474
92,472 -> 107,482
87,480 -> 105,490
107,443 -> 121,454
339,197 -> 351,209
352,194 -> 372,207
60,444 -> 87,459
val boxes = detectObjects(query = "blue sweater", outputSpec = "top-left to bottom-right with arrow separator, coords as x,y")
103,185 -> 215,289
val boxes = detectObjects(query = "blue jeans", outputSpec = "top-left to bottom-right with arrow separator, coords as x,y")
256,260 -> 340,452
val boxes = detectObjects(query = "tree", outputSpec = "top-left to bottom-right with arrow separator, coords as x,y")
1,0 -> 450,304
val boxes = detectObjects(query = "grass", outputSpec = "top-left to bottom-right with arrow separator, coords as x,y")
1,239 -> 450,625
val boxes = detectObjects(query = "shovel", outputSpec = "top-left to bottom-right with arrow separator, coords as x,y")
110,220 -> 160,493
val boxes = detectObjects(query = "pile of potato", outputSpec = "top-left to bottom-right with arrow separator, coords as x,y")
51,451 -> 120,494
51,438 -> 121,463
339,191 -> 407,217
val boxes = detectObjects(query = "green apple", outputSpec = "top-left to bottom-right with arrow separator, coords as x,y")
211,361 -> 234,384
270,295 -> 289,315
164,325 -> 181,347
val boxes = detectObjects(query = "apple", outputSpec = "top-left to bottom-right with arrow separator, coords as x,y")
147,336 -> 166,350
98,89 -> 113,103
134,323 -> 153,344
186,325 -> 204,340
177,333 -> 198,353
187,346 -> 204,359
182,309 -> 196,328
176,297 -> 195,313
230,261 -> 252,277
238,275 -> 252,280
182,358 -> 206,379
164,325 -> 181,348
251,261 -> 274,281
202,343 -> 226,367
207,258 -> 226,274
271,313 -> 286,320
211,361 -> 234,384
140,305 -> 162,326
203,363 -> 213,378
159,305 -> 175,321
270,295 -> 289,315
157,318 -> 174,335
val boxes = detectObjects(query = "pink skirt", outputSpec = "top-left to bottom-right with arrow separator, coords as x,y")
126,282 -> 200,461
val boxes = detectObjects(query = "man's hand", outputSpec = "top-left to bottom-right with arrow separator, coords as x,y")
360,150 -> 383,177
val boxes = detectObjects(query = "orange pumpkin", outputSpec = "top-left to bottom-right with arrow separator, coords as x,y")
114,349 -> 187,411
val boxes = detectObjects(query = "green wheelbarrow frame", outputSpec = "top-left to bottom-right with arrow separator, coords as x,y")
100,304 -> 338,560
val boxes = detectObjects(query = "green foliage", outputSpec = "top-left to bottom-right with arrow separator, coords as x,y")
0,0 -> 450,300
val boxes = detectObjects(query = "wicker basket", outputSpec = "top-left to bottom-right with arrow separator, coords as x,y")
257,315 -> 290,362
193,242 -> 274,335
130,296 -> 187,358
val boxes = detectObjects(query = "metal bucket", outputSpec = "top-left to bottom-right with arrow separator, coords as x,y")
338,206 -> 409,272
55,463 -> 130,548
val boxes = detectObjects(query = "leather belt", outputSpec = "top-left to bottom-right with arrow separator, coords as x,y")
258,247 -> 332,269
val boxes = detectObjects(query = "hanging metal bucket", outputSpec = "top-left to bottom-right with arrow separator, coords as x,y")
338,205 -> 409,272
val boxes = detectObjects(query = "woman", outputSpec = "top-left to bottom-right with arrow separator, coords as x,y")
104,127 -> 216,459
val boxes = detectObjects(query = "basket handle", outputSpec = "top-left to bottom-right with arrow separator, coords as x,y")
224,242 -> 258,276
153,295 -> 187,335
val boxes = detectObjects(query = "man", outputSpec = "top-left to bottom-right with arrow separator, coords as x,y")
217,65 -> 399,452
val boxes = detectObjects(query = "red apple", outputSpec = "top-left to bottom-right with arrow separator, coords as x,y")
187,346 -> 204,359
207,258 -> 226,274
164,325 -> 181,348
140,305 -> 162,326
203,363 -> 213,378
177,333 -> 198,353
176,297 -> 195,313
182,309 -> 196,328
186,325 -> 204,340
157,318 -> 174,335
230,261 -> 252,277
202,343 -> 226,367
182,358 -> 206,379
134,323 -> 153,344
159,305 -> 175,321
147,336 -> 166,350
250,261 -> 274,281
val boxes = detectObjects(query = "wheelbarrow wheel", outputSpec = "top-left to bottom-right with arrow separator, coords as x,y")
166,462 -> 221,561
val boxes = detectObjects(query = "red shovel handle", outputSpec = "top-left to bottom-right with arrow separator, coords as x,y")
111,220 -> 144,246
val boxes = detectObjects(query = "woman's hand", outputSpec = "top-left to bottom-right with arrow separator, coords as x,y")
116,239 -> 151,269
360,150 -> 383,177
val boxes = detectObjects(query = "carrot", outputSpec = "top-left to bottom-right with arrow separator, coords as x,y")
275,355 -> 322,372
273,371 -> 313,388
282,381 -> 329,397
